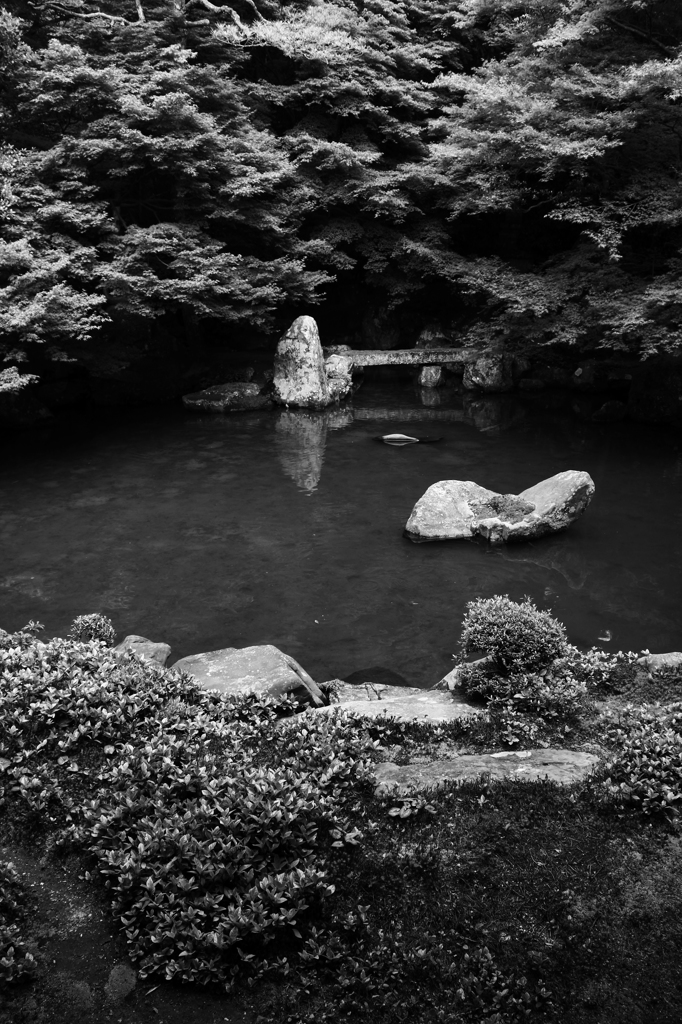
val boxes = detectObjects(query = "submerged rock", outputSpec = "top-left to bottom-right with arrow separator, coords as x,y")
115,634 -> 171,667
592,400 -> 627,423
374,749 -> 599,795
172,644 -> 326,707
405,470 -> 595,544
182,381 -> 271,413
273,315 -> 331,408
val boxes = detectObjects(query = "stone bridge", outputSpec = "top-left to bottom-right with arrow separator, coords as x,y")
324,347 -> 473,369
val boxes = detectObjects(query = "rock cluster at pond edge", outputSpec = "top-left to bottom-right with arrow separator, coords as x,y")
172,643 -> 326,707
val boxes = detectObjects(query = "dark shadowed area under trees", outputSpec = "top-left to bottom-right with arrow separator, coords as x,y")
1,0 -> 682,403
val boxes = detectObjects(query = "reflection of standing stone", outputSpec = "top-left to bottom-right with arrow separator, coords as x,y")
418,387 -> 442,407
273,316 -> 331,408
275,409 -> 328,493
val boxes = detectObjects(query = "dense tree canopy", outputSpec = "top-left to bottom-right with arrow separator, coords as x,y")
1,0 -> 681,384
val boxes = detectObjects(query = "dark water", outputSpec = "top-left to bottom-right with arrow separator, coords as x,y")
1,381 -> 681,687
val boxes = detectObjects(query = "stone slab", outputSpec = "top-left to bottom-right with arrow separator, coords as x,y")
288,682 -> 481,724
637,652 -> 682,673
343,348 -> 471,367
172,644 -> 325,707
375,748 -> 599,795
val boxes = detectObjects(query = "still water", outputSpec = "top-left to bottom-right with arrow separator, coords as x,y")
1,379 -> 681,687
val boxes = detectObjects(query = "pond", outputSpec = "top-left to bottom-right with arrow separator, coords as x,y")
1,376 -> 681,688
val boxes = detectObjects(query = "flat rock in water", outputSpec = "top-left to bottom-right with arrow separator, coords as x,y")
287,683 -> 481,724
114,634 -> 171,667
405,470 -> 594,544
375,748 -> 599,795
182,381 -> 270,413
172,644 -> 326,707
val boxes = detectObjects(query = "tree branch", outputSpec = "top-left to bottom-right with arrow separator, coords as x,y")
605,16 -> 676,58
29,2 -> 131,25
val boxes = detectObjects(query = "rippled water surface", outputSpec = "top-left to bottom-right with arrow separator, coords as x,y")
1,380 -> 681,687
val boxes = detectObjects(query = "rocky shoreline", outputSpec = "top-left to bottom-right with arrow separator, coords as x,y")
3,314 -> 682,429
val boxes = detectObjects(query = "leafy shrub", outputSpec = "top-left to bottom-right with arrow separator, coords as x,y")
68,613 -> 116,646
603,705 -> 682,819
0,861 -> 35,987
0,627 -> 375,989
460,596 -> 568,675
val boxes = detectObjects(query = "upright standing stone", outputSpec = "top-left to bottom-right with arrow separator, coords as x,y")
273,316 -> 331,408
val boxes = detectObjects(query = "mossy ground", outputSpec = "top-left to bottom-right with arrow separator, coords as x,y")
2,632 -> 682,1024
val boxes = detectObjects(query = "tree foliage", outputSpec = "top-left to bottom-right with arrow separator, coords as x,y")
0,0 -> 681,379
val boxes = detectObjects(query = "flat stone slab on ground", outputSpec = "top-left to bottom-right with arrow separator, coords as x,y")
637,652 -> 682,673
289,682 -> 481,724
172,644 -> 325,707
375,748 -> 599,795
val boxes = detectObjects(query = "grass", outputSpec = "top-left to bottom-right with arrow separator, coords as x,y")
1,618 -> 682,1023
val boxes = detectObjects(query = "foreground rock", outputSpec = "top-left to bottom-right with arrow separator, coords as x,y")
273,316 -> 331,408
172,644 -> 326,707
182,381 -> 271,413
405,470 -> 595,544
375,748 -> 599,795
281,681 -> 481,725
115,634 -> 171,667
637,651 -> 682,673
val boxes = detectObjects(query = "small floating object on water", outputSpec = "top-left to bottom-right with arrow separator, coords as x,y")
597,629 -> 612,642
376,433 -> 444,446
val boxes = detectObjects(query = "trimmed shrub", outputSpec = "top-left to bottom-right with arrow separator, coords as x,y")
460,596 -> 568,674
68,613 -> 116,646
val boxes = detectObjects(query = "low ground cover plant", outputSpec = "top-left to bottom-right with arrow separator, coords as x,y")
0,860 -> 35,987
2,610 -> 682,1023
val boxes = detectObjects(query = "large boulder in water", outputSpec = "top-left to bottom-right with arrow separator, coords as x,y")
172,644 -> 326,707
405,470 -> 594,544
273,316 -> 331,408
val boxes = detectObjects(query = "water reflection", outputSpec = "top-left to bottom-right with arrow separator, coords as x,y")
274,408 -> 353,493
